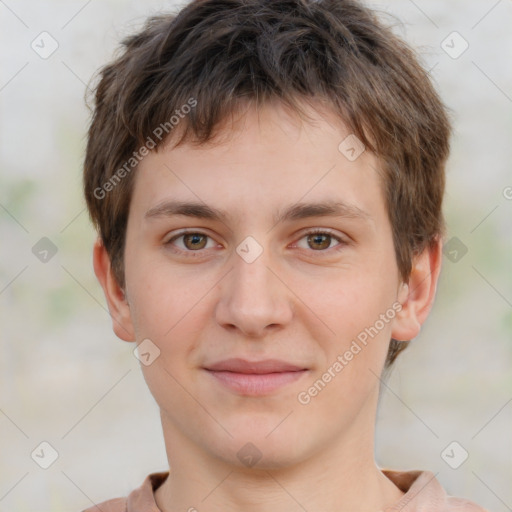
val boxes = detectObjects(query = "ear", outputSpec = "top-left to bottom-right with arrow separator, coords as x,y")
391,237 -> 443,342
92,237 -> 136,342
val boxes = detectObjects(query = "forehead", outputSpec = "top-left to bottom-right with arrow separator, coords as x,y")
129,99 -> 385,226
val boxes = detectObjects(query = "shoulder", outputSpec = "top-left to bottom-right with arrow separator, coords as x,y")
82,497 -> 127,512
444,495 -> 490,512
383,469 -> 489,512
80,471 -> 168,512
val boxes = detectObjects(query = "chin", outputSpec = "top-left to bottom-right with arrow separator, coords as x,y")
228,442 -> 306,471
210,420 -> 310,470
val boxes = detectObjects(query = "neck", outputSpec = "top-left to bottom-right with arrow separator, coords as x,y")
154,415 -> 403,512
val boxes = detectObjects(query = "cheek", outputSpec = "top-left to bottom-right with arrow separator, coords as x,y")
125,255 -> 219,394
125,241 -> 193,333
298,288 -> 395,416
295,263 -> 398,397
300,266 -> 396,337
130,272 -> 205,341
127,266 -> 213,413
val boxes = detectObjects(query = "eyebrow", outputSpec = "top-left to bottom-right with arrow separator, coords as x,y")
144,199 -> 372,225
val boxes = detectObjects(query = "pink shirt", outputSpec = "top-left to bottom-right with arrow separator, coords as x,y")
82,469 -> 488,511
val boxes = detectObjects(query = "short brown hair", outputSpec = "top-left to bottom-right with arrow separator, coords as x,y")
83,0 -> 452,367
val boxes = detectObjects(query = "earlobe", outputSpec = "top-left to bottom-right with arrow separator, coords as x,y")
391,238 -> 443,342
92,238 -> 136,342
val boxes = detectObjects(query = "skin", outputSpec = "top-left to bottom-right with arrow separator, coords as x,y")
94,98 -> 442,512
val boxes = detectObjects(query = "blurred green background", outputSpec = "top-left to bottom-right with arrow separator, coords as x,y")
0,0 -> 511,510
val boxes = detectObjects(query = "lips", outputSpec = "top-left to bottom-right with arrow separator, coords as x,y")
203,358 -> 308,395
205,358 -> 306,374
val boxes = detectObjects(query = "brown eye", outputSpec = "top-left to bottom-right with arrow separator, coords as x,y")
182,233 -> 208,250
295,230 -> 346,253
165,231 -> 215,253
307,233 -> 332,250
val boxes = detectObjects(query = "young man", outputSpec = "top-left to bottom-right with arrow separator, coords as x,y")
82,0 -> 487,510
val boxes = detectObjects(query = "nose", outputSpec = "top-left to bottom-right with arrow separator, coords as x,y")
214,243 -> 293,338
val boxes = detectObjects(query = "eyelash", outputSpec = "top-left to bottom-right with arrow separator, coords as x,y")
164,228 -> 347,256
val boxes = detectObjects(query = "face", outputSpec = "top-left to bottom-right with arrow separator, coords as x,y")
105,100 -> 423,469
